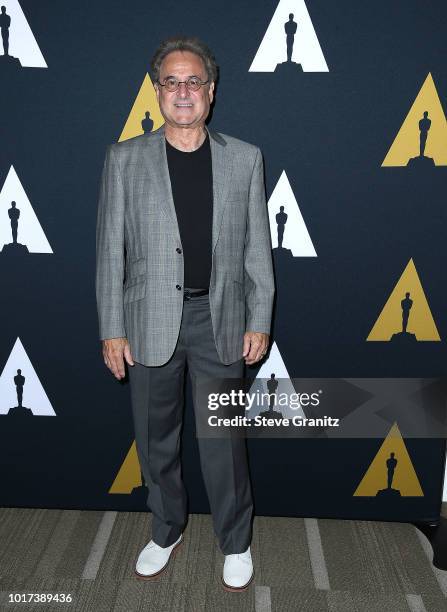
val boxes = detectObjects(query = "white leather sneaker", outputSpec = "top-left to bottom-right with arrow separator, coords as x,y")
134,533 -> 183,579
222,545 -> 254,591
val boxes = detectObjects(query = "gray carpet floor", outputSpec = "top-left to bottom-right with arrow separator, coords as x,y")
0,506 -> 446,612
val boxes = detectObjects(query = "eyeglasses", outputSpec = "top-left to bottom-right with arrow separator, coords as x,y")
157,76 -> 209,92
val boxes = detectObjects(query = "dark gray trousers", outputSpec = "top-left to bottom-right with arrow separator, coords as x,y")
127,290 -> 254,555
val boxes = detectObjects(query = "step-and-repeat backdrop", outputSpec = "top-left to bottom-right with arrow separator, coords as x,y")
1,0 -> 446,522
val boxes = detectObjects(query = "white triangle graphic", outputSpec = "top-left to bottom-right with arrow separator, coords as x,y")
246,341 -> 306,419
249,0 -> 329,72
269,170 -> 317,257
0,337 -> 55,416
0,166 -> 53,254
0,1 -> 47,67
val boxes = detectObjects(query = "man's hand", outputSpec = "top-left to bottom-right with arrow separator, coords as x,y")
242,332 -> 269,365
102,337 -> 135,380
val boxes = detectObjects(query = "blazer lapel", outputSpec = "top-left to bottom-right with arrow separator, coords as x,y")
141,123 -> 231,254
208,126 -> 232,253
141,126 -> 181,244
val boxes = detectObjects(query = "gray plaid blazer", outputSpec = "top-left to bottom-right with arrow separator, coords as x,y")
95,123 -> 275,366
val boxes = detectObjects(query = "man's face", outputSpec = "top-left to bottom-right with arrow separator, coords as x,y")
155,50 -> 214,129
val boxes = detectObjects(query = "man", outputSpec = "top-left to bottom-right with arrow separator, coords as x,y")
95,35 -> 275,591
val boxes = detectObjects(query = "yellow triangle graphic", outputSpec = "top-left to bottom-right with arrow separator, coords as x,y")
354,423 -> 424,496
382,73 -> 447,166
367,258 -> 440,341
109,440 -> 142,494
118,73 -> 164,142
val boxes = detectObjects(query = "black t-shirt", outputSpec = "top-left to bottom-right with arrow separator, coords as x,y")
165,132 -> 213,289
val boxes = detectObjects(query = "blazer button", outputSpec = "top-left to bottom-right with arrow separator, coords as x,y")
176,247 -> 182,254
176,284 -> 182,290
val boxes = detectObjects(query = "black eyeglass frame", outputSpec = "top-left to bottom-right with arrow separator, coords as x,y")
156,75 -> 210,92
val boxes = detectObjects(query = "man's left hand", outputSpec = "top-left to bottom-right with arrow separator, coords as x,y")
242,331 -> 270,365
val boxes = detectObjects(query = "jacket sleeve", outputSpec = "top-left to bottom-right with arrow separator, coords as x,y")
95,144 -> 126,340
244,147 -> 275,334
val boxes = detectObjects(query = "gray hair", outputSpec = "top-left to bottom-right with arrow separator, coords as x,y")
150,35 -> 219,85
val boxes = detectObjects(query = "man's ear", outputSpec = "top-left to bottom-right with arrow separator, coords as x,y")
208,81 -> 215,103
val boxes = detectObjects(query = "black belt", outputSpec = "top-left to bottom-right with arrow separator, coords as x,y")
183,287 -> 209,300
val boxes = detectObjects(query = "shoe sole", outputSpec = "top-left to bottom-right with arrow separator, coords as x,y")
221,568 -> 254,592
134,536 -> 183,580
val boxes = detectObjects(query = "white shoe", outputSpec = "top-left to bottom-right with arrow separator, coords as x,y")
222,545 -> 254,591
135,533 -> 183,579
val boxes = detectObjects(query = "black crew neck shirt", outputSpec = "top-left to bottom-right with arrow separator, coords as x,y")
165,132 -> 213,289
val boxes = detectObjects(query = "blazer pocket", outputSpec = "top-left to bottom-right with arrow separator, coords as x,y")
126,256 -> 147,278
124,277 -> 146,304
